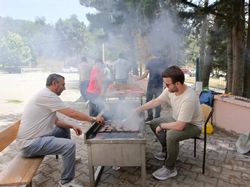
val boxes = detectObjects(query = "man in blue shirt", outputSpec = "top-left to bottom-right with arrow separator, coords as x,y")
135,50 -> 168,122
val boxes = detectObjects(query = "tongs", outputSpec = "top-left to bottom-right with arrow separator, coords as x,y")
122,113 -> 134,125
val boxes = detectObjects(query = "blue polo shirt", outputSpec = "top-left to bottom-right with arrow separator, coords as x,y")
146,58 -> 168,88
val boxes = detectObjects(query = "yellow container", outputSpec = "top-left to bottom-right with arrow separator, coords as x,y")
202,122 -> 213,134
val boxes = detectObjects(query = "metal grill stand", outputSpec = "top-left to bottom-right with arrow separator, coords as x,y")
84,100 -> 146,187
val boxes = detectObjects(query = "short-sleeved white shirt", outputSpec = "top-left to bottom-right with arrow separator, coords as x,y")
113,58 -> 130,79
16,88 -> 68,149
158,87 -> 203,130
77,63 -> 93,81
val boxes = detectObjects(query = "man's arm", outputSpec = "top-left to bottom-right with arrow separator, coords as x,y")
155,99 -> 196,134
55,117 -> 82,135
58,107 -> 104,123
92,69 -> 104,92
96,77 -> 105,93
135,70 -> 149,81
95,75 -> 105,93
55,117 -> 76,128
136,97 -> 165,112
156,121 -> 186,135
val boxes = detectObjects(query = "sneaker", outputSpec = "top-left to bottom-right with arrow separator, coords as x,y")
154,152 -> 180,161
154,152 -> 166,161
145,117 -> 153,123
152,166 -> 177,180
75,156 -> 81,164
59,180 -> 82,187
85,100 -> 89,108
112,166 -> 121,170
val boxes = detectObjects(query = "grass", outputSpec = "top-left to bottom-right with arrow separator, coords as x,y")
185,77 -> 226,90
7,100 -> 23,104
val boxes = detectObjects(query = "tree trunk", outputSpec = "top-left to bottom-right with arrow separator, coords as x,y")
171,1 -> 178,65
199,0 -> 209,81
226,31 -> 233,93
232,0 -> 245,96
201,17 -> 220,88
243,2 -> 250,98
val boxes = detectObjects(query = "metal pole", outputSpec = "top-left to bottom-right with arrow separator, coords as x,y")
196,57 -> 199,81
102,43 -> 105,63
140,61 -> 142,76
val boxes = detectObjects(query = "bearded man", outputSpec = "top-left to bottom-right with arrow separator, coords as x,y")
135,66 -> 203,180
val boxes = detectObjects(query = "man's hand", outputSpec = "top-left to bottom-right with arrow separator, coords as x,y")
132,108 -> 141,114
135,77 -> 140,81
156,125 -> 163,136
72,125 -> 82,136
96,116 -> 105,124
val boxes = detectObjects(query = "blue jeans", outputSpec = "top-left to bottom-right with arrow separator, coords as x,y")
146,86 -> 163,119
105,80 -> 112,88
21,127 -> 75,185
86,92 -> 104,117
80,80 -> 90,101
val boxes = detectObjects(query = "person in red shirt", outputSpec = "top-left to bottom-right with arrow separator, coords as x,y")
86,59 -> 105,117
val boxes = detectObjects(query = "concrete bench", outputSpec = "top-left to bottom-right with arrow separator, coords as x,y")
0,120 -> 44,187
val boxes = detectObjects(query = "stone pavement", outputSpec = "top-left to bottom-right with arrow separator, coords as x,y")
0,73 -> 250,187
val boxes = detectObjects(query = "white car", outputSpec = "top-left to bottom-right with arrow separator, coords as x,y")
61,66 -> 78,73
190,69 -> 196,77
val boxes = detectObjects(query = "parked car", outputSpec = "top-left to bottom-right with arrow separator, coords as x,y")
190,69 -> 196,77
181,68 -> 189,74
61,66 -> 78,73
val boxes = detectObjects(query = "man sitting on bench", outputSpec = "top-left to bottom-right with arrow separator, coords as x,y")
16,73 -> 104,187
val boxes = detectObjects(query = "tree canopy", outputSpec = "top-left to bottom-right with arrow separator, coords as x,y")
0,32 -> 32,71
0,0 -> 250,97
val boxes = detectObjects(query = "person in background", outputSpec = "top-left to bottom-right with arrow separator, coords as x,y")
86,59 -> 105,117
135,50 -> 168,122
77,56 -> 93,107
135,66 -> 203,181
113,53 -> 130,83
109,64 -> 115,83
16,74 -> 104,187
103,64 -> 112,88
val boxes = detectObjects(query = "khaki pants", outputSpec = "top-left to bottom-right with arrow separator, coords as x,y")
149,115 -> 201,170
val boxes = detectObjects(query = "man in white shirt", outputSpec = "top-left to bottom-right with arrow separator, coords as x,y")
77,56 -> 93,105
16,74 -> 104,187
135,66 -> 203,181
113,53 -> 130,83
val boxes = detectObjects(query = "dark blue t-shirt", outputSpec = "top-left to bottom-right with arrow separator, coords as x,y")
146,58 -> 168,88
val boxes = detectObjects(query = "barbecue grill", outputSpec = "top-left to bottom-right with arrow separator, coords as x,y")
84,100 -> 146,187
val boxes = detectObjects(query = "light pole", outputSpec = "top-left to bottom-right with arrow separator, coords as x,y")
102,43 -> 105,63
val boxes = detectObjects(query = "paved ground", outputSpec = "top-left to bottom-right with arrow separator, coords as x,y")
0,73 -> 249,187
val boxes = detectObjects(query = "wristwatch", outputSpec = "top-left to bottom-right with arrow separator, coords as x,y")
158,123 -> 163,130
92,117 -> 96,122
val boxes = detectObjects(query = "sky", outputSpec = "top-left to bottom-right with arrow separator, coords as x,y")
0,0 -> 97,25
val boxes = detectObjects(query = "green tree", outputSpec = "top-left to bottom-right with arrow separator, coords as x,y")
55,15 -> 89,63
80,0 -> 180,74
0,32 -> 32,71
0,16 -> 56,64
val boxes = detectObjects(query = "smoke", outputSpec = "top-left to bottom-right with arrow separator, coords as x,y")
147,12 -> 186,66
103,99 -> 144,128
99,3 -> 185,67
147,14 -> 180,52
